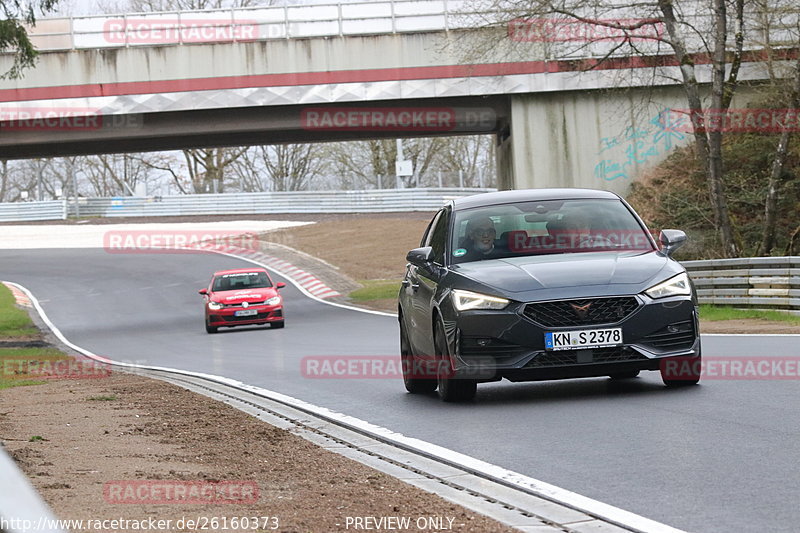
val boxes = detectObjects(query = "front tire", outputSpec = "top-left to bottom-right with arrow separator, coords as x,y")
205,319 -> 218,334
434,320 -> 476,402
271,320 -> 285,329
400,316 -> 437,393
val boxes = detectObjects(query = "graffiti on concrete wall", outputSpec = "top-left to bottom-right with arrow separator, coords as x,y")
594,109 -> 688,181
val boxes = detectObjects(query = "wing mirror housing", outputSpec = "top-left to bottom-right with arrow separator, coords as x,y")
406,246 -> 434,267
276,282 -> 286,289
659,229 -> 687,257
198,288 -> 208,295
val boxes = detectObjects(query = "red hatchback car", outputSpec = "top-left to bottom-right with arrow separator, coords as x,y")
199,268 -> 286,333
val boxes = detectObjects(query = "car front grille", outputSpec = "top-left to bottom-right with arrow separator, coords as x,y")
222,300 -> 266,308
221,312 -> 271,322
523,297 -> 640,327
640,320 -> 696,352
524,347 -> 647,368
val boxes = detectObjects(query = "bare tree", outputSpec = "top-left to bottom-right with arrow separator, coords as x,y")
326,137 -> 457,189
472,0 -> 765,255
431,135 -> 496,187
230,144 -> 325,192
127,0 -> 256,12
0,160 -> 10,201
756,4 -> 800,255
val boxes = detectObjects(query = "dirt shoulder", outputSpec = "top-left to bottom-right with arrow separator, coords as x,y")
0,372 -> 514,533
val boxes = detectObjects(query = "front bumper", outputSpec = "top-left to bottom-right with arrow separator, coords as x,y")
446,295 -> 700,382
207,305 -> 283,327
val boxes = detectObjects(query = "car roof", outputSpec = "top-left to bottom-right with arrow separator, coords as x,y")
452,188 -> 621,211
212,268 -> 269,276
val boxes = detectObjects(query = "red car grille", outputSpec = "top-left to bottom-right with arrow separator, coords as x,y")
221,300 -> 266,308
220,312 -> 272,322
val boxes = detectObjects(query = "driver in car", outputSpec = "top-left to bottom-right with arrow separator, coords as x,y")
459,216 -> 501,263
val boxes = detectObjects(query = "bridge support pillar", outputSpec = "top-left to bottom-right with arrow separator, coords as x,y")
497,87 -> 692,194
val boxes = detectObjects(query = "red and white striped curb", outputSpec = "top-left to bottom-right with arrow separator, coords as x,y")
214,245 -> 341,299
2,281 -> 33,307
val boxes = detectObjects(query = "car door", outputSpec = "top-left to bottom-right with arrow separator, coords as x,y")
406,207 -> 450,356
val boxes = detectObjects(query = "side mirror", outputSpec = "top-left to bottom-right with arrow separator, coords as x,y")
276,282 -> 286,289
406,246 -> 434,267
198,288 -> 208,295
659,229 -> 687,256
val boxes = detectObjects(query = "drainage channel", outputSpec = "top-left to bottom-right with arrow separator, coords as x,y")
135,367 -> 664,533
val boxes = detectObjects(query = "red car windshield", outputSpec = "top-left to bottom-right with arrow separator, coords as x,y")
212,272 -> 272,291
451,199 -> 656,264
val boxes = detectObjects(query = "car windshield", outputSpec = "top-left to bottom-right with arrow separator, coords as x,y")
450,199 -> 655,264
212,272 -> 272,291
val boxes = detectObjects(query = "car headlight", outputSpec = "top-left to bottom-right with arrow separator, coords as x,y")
207,301 -> 223,310
265,296 -> 281,306
452,289 -> 509,311
645,272 -> 692,299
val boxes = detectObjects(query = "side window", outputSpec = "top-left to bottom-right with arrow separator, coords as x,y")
420,211 -> 441,248
427,209 -> 450,264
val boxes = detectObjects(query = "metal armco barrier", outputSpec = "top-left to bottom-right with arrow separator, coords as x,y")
0,200 -> 67,222
0,188 -> 493,221
683,257 -> 800,314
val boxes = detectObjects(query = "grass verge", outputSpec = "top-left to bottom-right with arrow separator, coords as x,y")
349,280 -> 402,301
0,284 -> 74,390
0,347 -> 73,390
0,284 -> 39,338
699,304 -> 800,324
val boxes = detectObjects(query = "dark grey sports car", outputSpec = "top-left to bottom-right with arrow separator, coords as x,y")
398,188 -> 701,401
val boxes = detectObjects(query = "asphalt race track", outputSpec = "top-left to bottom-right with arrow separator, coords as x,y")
4,248 -> 800,532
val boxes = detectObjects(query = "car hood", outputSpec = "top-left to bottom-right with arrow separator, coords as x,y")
211,288 -> 277,303
453,251 -> 677,297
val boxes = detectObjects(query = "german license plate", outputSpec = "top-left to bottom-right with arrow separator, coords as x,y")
545,328 -> 622,351
234,309 -> 258,317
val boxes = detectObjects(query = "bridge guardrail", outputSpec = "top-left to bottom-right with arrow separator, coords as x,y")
0,188 -> 493,221
24,0 -> 481,51
683,257 -> 800,315
20,0 -> 797,58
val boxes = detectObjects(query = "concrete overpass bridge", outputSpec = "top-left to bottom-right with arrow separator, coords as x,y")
0,0 -> 776,192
